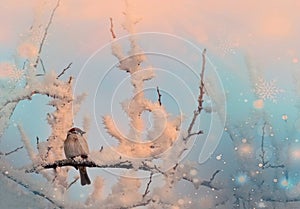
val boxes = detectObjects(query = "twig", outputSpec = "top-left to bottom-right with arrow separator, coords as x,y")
184,169 -> 221,190
259,122 -> 267,169
57,62 -> 72,79
1,170 -> 63,208
22,60 -> 28,70
143,172 -> 153,198
198,48 -> 206,112
40,58 -> 46,74
184,49 -> 206,141
34,0 -> 60,68
110,17 -> 116,39
188,130 -> 204,137
156,86 -> 162,106
119,199 -> 151,209
0,146 -> 24,156
67,176 -> 79,190
209,169 -> 221,182
266,164 -> 285,168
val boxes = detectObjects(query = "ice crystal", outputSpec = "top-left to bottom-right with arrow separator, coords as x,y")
254,77 -> 283,102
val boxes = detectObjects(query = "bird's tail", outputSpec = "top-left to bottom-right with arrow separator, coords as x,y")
79,167 -> 91,186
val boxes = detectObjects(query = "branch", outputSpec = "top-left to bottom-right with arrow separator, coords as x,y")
26,159 -> 138,173
0,146 -> 24,156
110,17 -> 116,39
67,176 -> 79,190
259,122 -> 267,169
143,172 -> 153,198
184,49 -> 206,141
265,164 -> 285,169
184,169 -> 221,190
28,159 -> 219,191
57,62 -> 73,79
1,170 -> 64,208
35,58 -> 46,76
263,197 -> 300,203
156,86 -> 162,106
209,169 -> 221,182
118,199 -> 151,209
34,0 -> 60,68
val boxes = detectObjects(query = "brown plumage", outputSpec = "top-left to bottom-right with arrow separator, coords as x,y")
64,127 -> 91,186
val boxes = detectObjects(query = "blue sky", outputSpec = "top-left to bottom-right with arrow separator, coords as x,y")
1,0 -> 300,206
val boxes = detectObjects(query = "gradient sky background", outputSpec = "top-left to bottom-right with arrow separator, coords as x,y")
1,0 -> 300,207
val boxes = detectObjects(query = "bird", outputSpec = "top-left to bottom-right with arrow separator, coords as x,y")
64,127 -> 91,186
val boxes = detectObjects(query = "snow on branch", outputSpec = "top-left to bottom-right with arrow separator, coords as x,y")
0,159 -> 67,209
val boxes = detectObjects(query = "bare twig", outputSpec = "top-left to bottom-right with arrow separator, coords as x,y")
259,122 -> 267,169
156,86 -> 162,106
0,146 -> 24,156
67,176 -> 80,190
266,164 -> 285,169
184,49 -> 206,141
198,49 -> 206,112
209,169 -> 221,182
188,130 -> 204,137
110,17 -> 116,39
57,62 -> 73,79
34,0 -> 60,68
22,60 -> 28,70
184,169 -> 221,190
143,172 -> 153,198
119,199 -> 151,209
40,58 -> 46,74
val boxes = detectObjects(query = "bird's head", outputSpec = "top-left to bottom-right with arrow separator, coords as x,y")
68,127 -> 86,136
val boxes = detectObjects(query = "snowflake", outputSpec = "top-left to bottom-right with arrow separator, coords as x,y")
254,77 -> 284,102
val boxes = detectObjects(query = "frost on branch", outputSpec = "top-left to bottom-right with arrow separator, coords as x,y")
0,1 -> 84,207
0,1 -> 223,208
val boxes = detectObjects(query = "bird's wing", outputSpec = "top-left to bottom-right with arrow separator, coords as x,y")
78,135 -> 89,155
64,136 -> 77,158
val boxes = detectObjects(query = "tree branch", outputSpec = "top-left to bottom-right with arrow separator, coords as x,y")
1,170 -> 64,208
0,146 -> 24,156
143,172 -> 153,198
27,158 -> 220,190
184,49 -> 206,141
57,62 -> 73,79
26,159 -> 138,173
156,86 -> 162,106
110,17 -> 116,39
34,0 -> 60,68
67,176 -> 79,190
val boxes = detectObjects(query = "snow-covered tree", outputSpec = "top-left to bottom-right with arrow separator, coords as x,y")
0,1 -> 223,208
1,1 -> 299,209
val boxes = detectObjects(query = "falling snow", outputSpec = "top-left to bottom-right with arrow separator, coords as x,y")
216,37 -> 239,56
254,77 -> 284,102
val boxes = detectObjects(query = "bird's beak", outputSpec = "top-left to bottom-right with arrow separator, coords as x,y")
82,131 -> 86,135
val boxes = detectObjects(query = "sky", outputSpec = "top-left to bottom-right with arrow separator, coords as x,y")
1,0 -> 300,207
1,0 -> 300,66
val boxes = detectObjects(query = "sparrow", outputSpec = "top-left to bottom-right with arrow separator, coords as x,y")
64,127 -> 91,186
